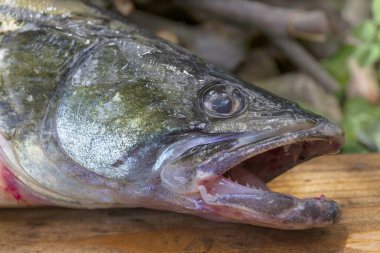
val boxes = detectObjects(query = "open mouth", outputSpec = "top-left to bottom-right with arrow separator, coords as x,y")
193,123 -> 344,229
202,139 -> 339,194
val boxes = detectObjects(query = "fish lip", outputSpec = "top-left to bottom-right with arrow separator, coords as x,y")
194,118 -> 344,186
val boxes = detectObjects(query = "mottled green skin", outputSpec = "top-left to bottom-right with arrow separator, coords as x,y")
0,1 -> 344,229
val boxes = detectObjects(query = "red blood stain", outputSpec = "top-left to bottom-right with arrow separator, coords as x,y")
2,166 -> 22,201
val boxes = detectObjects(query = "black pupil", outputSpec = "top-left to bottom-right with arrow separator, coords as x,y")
210,94 -> 232,114
201,84 -> 245,117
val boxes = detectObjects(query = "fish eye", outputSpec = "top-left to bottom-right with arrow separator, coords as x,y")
199,84 -> 246,118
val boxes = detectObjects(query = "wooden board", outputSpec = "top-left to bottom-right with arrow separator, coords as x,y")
0,154 -> 379,253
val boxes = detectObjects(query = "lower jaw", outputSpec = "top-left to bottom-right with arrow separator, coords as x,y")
194,138 -> 342,229
197,178 -> 341,229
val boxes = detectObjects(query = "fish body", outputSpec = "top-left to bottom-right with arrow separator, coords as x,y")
0,0 -> 344,229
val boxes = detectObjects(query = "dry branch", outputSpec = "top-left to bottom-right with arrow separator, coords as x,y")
175,0 -> 329,42
268,36 -> 340,93
175,0 -> 340,93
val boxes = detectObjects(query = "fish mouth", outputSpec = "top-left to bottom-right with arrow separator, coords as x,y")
189,120 -> 344,229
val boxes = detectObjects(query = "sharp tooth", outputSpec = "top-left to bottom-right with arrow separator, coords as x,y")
293,150 -> 301,162
227,175 -> 232,180
283,144 -> 291,153
235,179 -> 239,184
246,183 -> 250,188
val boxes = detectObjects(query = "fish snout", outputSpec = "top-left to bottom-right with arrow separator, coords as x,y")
282,197 -> 342,228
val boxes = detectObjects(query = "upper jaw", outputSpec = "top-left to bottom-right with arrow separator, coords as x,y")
160,118 -> 343,194
194,119 -> 344,185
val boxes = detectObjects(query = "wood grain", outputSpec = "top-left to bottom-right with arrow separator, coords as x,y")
0,154 -> 379,253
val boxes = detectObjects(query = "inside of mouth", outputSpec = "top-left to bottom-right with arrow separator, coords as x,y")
202,139 -> 338,197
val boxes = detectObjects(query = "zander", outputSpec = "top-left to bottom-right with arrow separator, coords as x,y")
0,0 -> 344,229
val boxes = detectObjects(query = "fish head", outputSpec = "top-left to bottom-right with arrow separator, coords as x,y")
153,78 -> 343,229
105,38 -> 344,229
45,37 -> 344,229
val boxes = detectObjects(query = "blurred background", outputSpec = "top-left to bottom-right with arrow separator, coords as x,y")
95,0 -> 380,153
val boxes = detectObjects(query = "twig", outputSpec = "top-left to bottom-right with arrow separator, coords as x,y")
174,0 -> 329,42
268,36 -> 339,93
175,0 -> 340,93
127,10 -> 248,71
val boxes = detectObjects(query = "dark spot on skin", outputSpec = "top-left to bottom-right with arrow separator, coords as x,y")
302,201 -> 321,220
112,159 -> 124,167
324,201 -> 341,223
330,208 -> 339,223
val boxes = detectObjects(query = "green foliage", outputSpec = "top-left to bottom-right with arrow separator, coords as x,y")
334,0 -> 380,153
322,45 -> 354,86
342,98 -> 380,153
356,21 -> 377,41
354,0 -> 380,67
372,0 -> 380,23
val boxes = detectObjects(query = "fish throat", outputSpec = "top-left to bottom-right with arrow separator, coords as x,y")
202,139 -> 336,195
